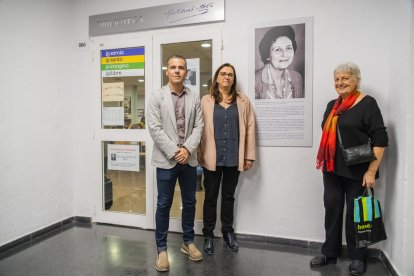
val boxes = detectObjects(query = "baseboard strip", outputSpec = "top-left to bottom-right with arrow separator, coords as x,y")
236,233 -> 397,276
0,216 -> 90,256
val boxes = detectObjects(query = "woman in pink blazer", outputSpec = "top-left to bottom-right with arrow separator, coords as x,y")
197,63 -> 256,254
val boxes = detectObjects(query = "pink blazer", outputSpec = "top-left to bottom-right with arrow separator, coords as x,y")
198,93 -> 256,171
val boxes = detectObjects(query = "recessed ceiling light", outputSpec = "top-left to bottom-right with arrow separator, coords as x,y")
201,43 -> 211,48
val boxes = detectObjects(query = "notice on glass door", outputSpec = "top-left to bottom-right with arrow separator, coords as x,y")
185,58 -> 200,96
102,107 -> 124,126
107,144 -> 140,172
102,82 -> 124,102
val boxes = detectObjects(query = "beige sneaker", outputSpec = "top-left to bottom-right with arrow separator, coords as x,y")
155,251 -> 170,272
180,243 -> 204,261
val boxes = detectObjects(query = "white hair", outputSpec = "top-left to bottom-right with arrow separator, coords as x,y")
334,62 -> 361,82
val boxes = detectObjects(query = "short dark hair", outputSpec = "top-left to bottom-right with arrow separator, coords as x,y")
166,54 -> 187,70
259,25 -> 297,64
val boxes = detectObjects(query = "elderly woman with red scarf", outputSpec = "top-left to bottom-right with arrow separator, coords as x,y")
311,62 -> 388,276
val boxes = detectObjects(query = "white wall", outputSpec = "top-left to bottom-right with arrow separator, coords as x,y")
380,2 -> 412,275
0,0 -> 412,275
221,1 -> 412,275
0,0 -> 74,244
401,2 -> 414,276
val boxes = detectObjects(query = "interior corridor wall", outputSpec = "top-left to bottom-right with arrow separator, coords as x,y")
402,2 -> 414,275
0,0 -> 74,246
70,0 -> 412,275
377,2 -> 413,276
221,1 -> 412,275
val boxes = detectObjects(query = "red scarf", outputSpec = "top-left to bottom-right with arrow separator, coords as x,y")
316,91 -> 360,172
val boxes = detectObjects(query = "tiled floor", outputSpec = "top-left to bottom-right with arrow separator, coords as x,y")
0,223 -> 392,276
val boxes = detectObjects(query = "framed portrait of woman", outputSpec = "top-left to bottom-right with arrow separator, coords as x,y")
250,17 -> 313,147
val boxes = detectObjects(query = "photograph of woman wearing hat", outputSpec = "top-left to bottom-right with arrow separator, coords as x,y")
255,25 -> 305,99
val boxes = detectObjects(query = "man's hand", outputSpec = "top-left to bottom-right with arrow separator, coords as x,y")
175,147 -> 190,164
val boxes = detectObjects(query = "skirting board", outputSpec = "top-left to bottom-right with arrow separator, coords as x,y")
0,216 -> 90,256
235,233 -> 397,276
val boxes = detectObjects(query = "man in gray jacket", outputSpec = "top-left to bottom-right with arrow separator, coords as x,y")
147,55 -> 204,272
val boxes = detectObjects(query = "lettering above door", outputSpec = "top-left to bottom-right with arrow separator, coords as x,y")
89,0 -> 225,36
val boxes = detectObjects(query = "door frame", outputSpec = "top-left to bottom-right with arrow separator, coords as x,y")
90,25 -> 222,234
90,34 -> 154,229
152,25 -> 222,235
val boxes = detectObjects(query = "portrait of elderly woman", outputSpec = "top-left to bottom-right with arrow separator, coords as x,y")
255,25 -> 305,99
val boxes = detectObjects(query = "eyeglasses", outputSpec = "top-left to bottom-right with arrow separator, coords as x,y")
219,72 -> 234,79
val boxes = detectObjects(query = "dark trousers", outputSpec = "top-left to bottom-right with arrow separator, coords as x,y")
202,166 -> 240,238
322,172 -> 367,261
155,164 -> 197,251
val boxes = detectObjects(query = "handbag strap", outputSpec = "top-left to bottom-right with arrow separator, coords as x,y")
337,125 -> 372,149
336,126 -> 345,149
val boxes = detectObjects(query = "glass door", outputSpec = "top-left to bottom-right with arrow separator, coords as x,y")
91,36 -> 154,229
153,27 -> 222,235
90,26 -> 222,234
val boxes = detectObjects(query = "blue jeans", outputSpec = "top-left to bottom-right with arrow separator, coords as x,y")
155,163 -> 197,251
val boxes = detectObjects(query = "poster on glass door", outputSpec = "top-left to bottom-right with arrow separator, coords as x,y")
185,58 -> 200,96
107,144 -> 140,172
101,48 -> 145,78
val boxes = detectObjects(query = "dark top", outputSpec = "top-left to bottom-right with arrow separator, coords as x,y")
214,103 -> 239,167
322,95 -> 388,180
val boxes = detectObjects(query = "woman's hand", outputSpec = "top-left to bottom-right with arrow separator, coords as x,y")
196,147 -> 203,164
197,156 -> 203,164
244,159 -> 254,170
362,147 -> 385,188
362,170 -> 376,188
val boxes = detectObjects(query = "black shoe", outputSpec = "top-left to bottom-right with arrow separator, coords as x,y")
349,260 -> 366,275
310,255 -> 337,268
223,233 -> 239,251
204,238 -> 214,255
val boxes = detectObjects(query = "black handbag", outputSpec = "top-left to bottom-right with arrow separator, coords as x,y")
354,188 -> 387,248
337,127 -> 376,166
